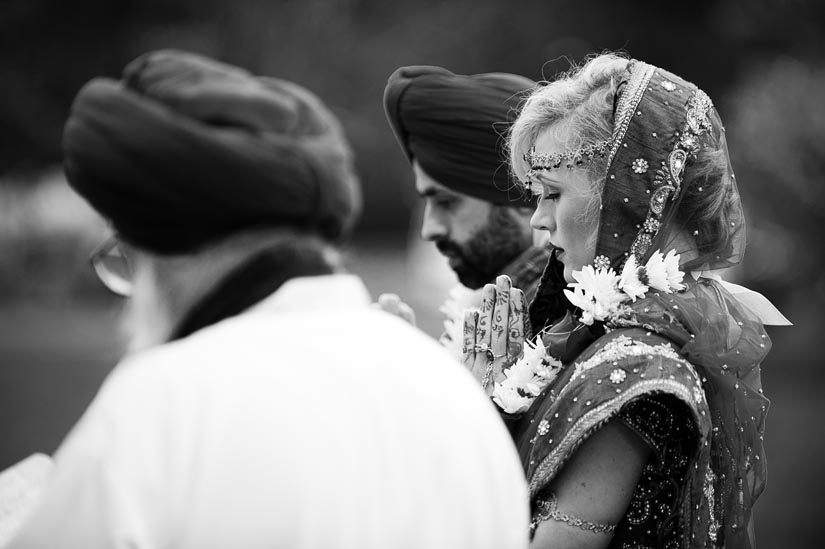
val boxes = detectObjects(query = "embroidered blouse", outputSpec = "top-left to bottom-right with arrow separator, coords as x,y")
515,326 -> 713,547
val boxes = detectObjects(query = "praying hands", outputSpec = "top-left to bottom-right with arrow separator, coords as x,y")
462,275 -> 530,395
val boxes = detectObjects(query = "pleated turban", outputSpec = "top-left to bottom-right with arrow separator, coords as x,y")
63,50 -> 361,254
383,65 -> 536,207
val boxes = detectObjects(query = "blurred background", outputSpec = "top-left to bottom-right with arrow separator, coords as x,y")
1,0 -> 822,546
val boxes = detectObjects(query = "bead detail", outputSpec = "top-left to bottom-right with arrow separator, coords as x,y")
632,158 -> 649,174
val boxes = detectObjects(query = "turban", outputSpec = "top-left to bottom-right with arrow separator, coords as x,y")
63,49 -> 361,254
383,65 -> 535,207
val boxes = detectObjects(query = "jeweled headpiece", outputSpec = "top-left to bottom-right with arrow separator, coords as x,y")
524,139 -> 611,182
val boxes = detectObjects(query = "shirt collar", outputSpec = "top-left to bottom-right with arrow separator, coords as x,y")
251,273 -> 372,314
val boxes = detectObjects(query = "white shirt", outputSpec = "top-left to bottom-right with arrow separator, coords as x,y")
10,274 -> 528,549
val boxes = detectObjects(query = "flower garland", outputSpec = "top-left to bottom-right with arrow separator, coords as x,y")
564,249 -> 686,326
491,249 -> 686,414
492,338 -> 562,414
438,250 -> 686,414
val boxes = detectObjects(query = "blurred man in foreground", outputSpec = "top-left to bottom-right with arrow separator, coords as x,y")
383,67 -> 550,348
9,50 -> 528,549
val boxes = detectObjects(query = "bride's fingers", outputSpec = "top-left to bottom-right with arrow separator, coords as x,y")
508,287 -> 527,359
474,284 -> 496,374
491,275 -> 512,359
462,309 -> 479,372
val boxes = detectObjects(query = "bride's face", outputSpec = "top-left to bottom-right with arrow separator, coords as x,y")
527,129 -> 600,283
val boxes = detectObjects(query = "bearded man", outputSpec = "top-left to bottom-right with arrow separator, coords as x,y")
384,66 -> 548,296
8,51 -> 528,549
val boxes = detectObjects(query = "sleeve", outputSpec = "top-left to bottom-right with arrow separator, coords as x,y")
520,329 -> 712,500
616,393 -> 699,461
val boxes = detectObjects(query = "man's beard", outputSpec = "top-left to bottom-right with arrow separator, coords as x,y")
435,207 -> 531,289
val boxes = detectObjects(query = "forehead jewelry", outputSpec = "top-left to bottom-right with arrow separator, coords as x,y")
524,139 -> 611,183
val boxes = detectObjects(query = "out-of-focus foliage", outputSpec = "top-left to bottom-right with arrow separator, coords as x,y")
0,170 -> 106,300
0,0 -> 822,306
2,0 -> 823,237
726,59 -> 825,302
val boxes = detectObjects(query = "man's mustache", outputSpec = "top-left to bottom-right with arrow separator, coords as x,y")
435,239 -> 464,259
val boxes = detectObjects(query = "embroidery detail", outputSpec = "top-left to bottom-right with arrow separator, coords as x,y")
661,80 -> 677,91
632,158 -> 649,174
704,467 -> 719,543
593,254 -> 611,270
537,419 -> 550,436
615,396 -> 699,546
608,63 -> 657,168
629,89 -> 713,261
609,368 -> 627,384
529,378 -> 704,497
571,335 -> 684,380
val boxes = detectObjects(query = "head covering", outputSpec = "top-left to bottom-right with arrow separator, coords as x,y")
595,61 -> 744,276
63,49 -> 361,254
384,65 -> 535,207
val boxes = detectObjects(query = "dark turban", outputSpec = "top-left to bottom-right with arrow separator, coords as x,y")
383,65 -> 535,207
63,49 -> 361,254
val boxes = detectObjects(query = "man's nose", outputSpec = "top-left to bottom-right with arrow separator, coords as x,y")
420,206 -> 447,242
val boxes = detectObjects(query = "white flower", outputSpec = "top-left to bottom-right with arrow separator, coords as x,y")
519,338 -> 549,374
563,265 -> 624,325
492,384 -> 533,414
663,249 -> 686,291
618,255 -> 648,301
644,250 -> 671,293
490,337 -> 562,413
501,360 -> 537,388
534,356 -> 563,381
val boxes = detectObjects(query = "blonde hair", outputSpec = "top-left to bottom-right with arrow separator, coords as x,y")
509,54 -> 630,204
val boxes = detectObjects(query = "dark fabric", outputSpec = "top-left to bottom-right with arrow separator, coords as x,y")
500,245 -> 551,310
169,243 -> 334,342
527,249 -> 573,335
384,65 -> 536,207
64,50 -> 361,254
516,275 -> 771,549
611,395 -> 698,548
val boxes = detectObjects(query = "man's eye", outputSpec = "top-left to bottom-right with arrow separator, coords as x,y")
434,198 -> 456,209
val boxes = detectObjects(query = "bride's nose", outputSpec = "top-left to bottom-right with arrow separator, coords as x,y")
530,201 -> 554,233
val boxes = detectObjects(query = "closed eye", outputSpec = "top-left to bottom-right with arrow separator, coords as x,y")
529,181 -> 560,201
433,197 -> 458,209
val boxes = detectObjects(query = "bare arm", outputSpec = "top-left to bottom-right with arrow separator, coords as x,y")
531,419 -> 650,549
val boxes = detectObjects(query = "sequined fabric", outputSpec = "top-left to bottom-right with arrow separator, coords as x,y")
515,275 -> 770,549
611,395 -> 699,548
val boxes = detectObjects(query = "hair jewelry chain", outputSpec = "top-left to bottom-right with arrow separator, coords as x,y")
524,139 -> 611,183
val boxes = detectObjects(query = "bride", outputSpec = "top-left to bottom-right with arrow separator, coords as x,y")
463,53 -> 789,548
